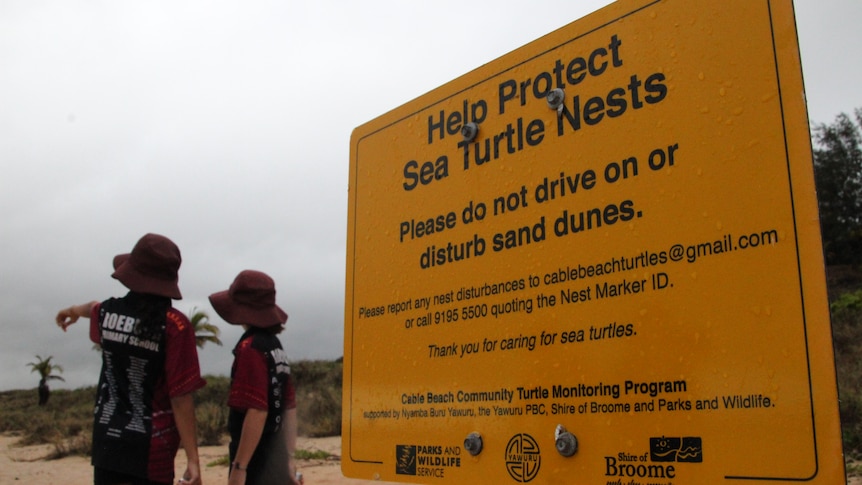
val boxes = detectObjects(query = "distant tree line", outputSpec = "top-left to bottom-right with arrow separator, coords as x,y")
812,108 -> 862,266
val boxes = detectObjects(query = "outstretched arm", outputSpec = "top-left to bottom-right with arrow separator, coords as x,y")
56,301 -> 98,331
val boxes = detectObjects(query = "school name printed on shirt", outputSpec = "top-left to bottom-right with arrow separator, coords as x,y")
102,311 -> 161,352
271,347 -> 290,375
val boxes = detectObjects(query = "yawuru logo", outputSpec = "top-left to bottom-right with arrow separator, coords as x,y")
505,433 -> 541,482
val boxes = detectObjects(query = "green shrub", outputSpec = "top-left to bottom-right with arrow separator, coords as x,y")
0,359 -> 344,455
196,401 -> 228,446
207,454 -> 230,467
830,277 -> 862,456
0,388 -> 94,448
295,449 -> 332,460
832,287 -> 862,313
194,375 -> 230,406
293,360 -> 342,437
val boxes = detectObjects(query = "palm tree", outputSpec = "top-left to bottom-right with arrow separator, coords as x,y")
188,307 -> 222,349
26,355 -> 65,406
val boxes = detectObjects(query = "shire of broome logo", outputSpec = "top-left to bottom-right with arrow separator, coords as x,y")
505,433 -> 541,482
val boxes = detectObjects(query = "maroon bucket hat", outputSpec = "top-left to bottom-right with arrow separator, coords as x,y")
111,233 -> 182,299
113,253 -> 129,271
209,270 -> 288,328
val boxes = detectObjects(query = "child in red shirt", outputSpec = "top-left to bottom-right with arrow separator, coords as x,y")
209,270 -> 301,485
56,233 -> 206,485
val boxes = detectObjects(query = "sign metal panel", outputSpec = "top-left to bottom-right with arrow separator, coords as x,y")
344,0 -> 843,482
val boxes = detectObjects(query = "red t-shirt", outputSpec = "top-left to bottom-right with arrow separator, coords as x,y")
228,337 -> 296,411
90,303 -> 206,483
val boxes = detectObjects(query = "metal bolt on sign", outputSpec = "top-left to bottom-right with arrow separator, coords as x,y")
464,432 -> 483,456
554,425 -> 578,457
547,88 -> 565,112
461,122 -> 479,142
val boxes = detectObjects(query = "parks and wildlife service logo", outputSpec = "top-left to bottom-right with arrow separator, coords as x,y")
395,444 -> 461,479
505,433 -> 541,482
395,445 -> 417,476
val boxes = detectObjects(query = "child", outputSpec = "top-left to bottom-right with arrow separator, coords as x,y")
209,270 -> 300,485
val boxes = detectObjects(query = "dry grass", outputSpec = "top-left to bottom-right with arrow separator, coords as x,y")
0,359 -> 343,459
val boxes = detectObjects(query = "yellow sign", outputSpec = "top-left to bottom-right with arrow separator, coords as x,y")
343,0 -> 843,482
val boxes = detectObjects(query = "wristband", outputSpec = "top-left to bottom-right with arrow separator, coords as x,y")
232,462 -> 247,471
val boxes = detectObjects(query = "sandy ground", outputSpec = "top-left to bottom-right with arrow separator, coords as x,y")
1,434 -> 373,484
2,434 -> 859,484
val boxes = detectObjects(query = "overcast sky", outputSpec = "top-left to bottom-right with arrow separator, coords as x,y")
1,0 -> 860,391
